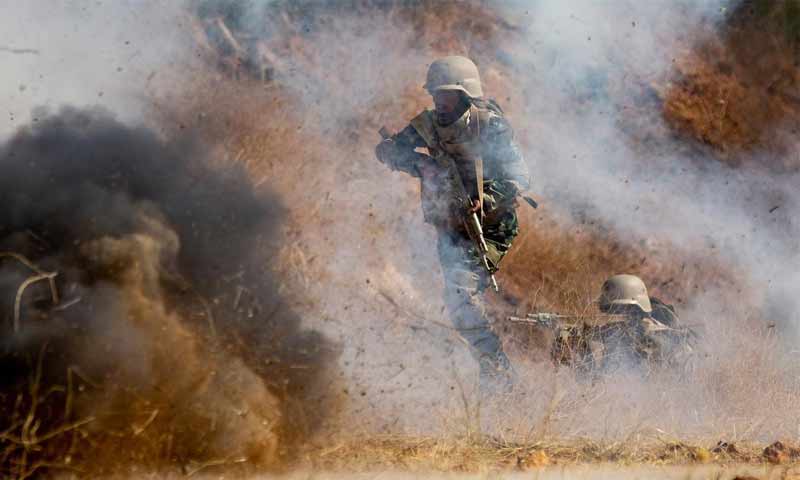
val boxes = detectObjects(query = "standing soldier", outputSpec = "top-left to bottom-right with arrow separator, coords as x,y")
375,56 -> 530,391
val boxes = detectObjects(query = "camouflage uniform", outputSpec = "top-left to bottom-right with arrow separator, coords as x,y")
376,57 -> 529,387
583,274 -> 691,370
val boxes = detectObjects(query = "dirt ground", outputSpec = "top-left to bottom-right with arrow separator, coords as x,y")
84,465 -> 800,480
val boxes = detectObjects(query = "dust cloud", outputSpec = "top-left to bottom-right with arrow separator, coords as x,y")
184,0 -> 800,446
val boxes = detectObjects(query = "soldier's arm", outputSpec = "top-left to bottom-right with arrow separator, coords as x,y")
375,124 -> 429,177
482,114 -> 530,192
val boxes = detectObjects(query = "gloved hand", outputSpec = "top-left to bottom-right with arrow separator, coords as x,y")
483,179 -> 520,212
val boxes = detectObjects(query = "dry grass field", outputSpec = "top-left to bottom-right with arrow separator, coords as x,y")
4,1 -> 800,478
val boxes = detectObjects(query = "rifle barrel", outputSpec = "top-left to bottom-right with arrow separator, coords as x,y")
508,313 -> 629,327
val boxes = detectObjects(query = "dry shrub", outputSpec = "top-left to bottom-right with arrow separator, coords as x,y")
663,0 -> 800,167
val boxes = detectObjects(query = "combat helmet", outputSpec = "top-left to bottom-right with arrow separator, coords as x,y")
424,56 -> 483,99
598,274 -> 653,313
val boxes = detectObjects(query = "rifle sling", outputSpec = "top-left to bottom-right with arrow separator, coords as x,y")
469,105 -> 485,221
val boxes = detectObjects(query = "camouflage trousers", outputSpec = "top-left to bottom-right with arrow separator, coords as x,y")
435,203 -> 519,389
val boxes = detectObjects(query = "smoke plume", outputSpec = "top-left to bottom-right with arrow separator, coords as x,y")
0,107 -> 335,477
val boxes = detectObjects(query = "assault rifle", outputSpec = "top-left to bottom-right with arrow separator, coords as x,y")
509,312 -> 699,338
511,311 -> 700,372
379,126 -> 498,291
507,312 -> 629,328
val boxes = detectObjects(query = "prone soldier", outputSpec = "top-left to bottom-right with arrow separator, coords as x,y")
510,274 -> 695,374
375,56 -> 530,391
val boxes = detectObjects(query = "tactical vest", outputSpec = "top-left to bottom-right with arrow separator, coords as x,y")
409,100 -> 502,227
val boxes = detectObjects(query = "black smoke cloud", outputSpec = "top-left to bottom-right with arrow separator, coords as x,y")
0,107 -> 334,475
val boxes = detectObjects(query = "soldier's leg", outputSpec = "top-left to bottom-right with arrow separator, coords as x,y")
436,230 -> 513,382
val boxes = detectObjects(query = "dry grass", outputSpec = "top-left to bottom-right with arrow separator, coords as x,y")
300,435 -> 792,472
0,292 -> 280,479
0,347 -> 92,480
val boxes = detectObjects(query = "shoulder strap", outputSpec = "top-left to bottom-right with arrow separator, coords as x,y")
470,100 -> 504,144
469,105 -> 485,220
409,110 -> 439,152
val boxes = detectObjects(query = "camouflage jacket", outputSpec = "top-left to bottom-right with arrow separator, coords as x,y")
377,99 -> 530,226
